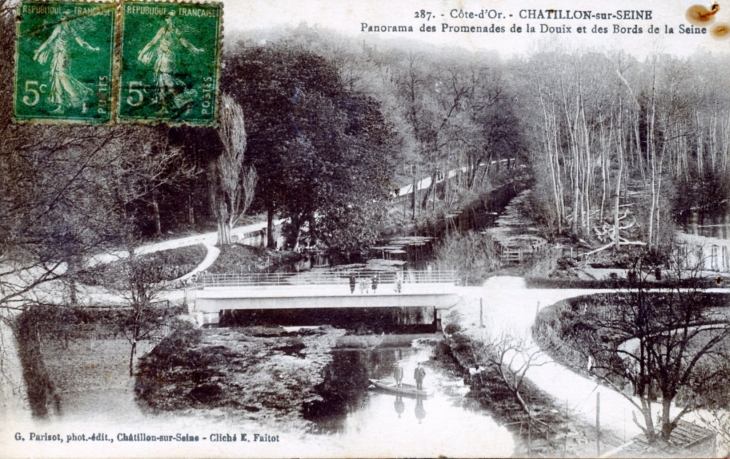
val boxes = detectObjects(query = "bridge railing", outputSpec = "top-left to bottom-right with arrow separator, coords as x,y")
195,270 -> 458,289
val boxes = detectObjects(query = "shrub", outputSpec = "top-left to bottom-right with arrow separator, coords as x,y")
435,231 -> 500,285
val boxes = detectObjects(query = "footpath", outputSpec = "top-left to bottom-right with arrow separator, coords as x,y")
452,276 -> 728,450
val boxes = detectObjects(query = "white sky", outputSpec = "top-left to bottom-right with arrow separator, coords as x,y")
224,0 -> 730,59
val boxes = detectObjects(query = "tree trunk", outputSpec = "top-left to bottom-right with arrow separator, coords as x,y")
129,340 -> 137,377
217,218 -> 231,246
266,208 -> 275,248
152,195 -> 162,237
188,194 -> 195,228
638,402 -> 657,443
411,174 -> 417,221
216,201 -> 231,246
615,106 -> 625,251
66,257 -> 80,305
647,61 -> 657,248
660,398 -> 674,441
421,172 -> 436,214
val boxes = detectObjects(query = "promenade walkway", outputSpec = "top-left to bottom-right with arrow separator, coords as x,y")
454,276 -> 729,450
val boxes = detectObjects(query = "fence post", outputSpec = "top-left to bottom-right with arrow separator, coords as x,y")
596,392 -> 601,457
480,298 -> 483,328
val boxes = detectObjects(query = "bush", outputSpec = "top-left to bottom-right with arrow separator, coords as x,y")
435,231 -> 500,285
77,244 -> 208,286
13,307 -> 63,418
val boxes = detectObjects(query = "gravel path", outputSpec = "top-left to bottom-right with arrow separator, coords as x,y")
452,277 -> 644,443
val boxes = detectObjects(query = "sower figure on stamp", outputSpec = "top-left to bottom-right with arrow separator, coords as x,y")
137,11 -> 203,114
414,362 -> 426,391
393,361 -> 404,387
33,9 -> 99,114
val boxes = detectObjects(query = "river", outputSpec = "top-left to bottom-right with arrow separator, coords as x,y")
305,338 -> 514,457
0,330 -> 514,458
681,209 -> 730,240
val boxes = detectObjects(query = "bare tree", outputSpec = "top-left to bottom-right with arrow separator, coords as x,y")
114,249 -> 177,376
469,330 -> 548,421
212,94 -> 257,245
560,248 -> 730,443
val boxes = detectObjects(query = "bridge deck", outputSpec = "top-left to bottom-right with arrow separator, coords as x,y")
193,283 -> 461,313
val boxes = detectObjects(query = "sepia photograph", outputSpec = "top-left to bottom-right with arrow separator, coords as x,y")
1,0 -> 730,457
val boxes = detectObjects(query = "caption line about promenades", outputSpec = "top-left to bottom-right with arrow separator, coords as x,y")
360,7 -> 714,34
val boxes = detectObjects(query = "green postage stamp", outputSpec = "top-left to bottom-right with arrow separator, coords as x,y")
118,2 -> 222,125
14,0 -> 222,126
14,2 -> 115,124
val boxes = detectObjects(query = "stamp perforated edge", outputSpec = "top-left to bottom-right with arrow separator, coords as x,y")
12,0 -> 222,127
12,0 -> 117,125
114,0 -> 223,128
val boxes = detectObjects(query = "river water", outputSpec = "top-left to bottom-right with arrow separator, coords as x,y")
681,210 -> 730,240
2,331 -> 514,458
305,339 -> 514,457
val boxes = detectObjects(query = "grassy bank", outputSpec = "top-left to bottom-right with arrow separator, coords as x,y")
78,244 -> 208,287
525,276 -> 729,289
432,319 -> 623,457
532,292 -> 730,388
206,244 -> 302,274
13,305 -> 186,419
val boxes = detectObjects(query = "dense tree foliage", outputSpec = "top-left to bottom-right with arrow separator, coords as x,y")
221,44 -> 396,251
2,16 -> 728,298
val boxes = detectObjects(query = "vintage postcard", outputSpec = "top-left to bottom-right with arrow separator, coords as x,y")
1,0 -> 730,458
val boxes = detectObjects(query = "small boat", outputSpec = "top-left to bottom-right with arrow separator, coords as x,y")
368,379 -> 432,397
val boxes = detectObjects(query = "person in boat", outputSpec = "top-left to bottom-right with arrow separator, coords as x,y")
394,395 -> 405,419
414,362 -> 426,390
393,361 -> 404,387
349,274 -> 356,294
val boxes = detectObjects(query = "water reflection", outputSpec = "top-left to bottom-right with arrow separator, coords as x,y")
394,396 -> 404,419
305,341 -> 514,457
303,346 -> 405,432
682,210 -> 730,239
414,396 -> 426,424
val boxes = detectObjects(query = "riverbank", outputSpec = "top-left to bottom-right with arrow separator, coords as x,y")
205,244 -> 303,274
432,311 -> 623,457
136,324 -> 345,433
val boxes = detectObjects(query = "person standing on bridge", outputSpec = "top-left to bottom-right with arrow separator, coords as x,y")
372,275 -> 379,294
349,274 -> 356,294
414,362 -> 426,390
